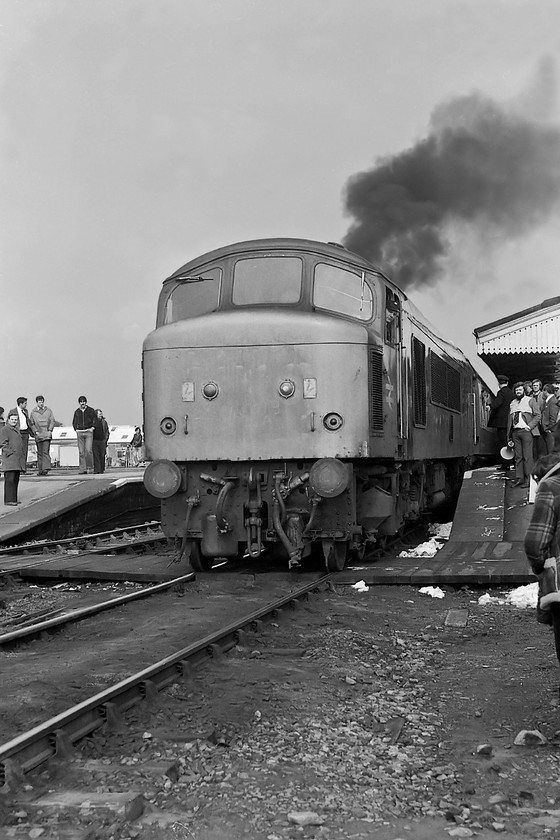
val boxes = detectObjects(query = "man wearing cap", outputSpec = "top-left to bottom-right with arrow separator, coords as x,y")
488,375 -> 514,470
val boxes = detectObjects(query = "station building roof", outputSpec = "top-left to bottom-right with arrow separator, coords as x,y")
474,296 -> 560,385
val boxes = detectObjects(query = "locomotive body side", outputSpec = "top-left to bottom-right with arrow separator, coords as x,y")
142,238 -> 497,571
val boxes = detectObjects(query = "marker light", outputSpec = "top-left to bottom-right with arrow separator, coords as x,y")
202,382 -> 219,400
323,412 -> 344,431
279,380 -> 295,399
309,458 -> 349,498
160,417 -> 177,435
143,460 -> 183,498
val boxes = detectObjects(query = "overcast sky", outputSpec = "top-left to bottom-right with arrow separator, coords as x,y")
1,0 -> 559,424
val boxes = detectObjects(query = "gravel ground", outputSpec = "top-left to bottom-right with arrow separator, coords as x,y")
3,579 -> 560,839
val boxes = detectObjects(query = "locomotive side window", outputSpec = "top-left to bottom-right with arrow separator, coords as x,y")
232,257 -> 302,305
313,264 -> 374,321
162,267 -> 222,324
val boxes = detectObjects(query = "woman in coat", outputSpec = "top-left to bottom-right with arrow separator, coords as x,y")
0,410 -> 25,505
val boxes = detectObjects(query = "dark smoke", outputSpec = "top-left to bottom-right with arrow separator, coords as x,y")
343,81 -> 560,290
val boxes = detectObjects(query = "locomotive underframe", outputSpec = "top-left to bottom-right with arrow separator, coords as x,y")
160,457 -> 464,571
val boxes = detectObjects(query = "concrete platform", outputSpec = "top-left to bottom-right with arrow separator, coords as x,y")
0,469 -> 150,545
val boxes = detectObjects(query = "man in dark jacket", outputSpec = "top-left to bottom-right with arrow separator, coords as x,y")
541,384 -> 559,454
93,409 -> 110,474
488,375 -> 514,469
0,410 -> 25,504
12,397 -> 34,473
72,396 -> 97,474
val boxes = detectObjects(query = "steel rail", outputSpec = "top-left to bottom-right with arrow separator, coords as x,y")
0,522 -> 162,557
0,573 -> 196,647
0,573 -> 333,787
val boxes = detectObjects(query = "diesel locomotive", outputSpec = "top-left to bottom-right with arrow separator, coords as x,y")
142,238 -> 496,571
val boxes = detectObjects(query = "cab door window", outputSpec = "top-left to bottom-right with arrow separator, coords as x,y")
385,288 -> 401,344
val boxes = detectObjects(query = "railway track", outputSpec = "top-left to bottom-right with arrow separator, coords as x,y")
0,521 -> 167,558
0,573 -> 333,789
0,573 -> 195,648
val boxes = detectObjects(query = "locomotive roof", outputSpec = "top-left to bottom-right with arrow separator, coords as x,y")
165,237 -> 406,296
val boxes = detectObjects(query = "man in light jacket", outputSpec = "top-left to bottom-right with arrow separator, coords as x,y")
30,395 -> 56,476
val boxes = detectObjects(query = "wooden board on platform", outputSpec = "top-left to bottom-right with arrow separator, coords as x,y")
339,540 -> 533,586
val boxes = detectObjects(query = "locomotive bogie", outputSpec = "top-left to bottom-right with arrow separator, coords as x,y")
152,454 -> 464,569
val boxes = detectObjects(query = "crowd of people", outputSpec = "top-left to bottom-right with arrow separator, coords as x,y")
488,377 -> 560,489
0,396 -> 143,506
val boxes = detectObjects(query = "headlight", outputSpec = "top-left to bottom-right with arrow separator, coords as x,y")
143,460 -> 183,498
309,458 -> 349,498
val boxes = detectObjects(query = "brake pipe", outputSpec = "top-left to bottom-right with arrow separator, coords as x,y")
215,480 -> 237,534
272,493 -> 300,568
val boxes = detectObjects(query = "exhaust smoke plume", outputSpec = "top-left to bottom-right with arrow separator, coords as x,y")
343,64 -> 560,290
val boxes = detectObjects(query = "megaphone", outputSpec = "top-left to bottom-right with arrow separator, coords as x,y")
500,445 -> 514,461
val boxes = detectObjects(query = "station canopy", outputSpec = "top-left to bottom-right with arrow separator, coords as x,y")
474,296 -> 560,386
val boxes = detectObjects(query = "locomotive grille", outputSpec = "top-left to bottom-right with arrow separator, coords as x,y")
412,336 -> 427,426
430,352 -> 461,412
368,347 -> 384,432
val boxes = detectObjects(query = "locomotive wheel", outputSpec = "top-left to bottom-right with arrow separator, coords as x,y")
188,540 -> 214,572
323,540 -> 348,572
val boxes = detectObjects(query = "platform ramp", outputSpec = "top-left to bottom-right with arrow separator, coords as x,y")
339,467 -> 535,587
